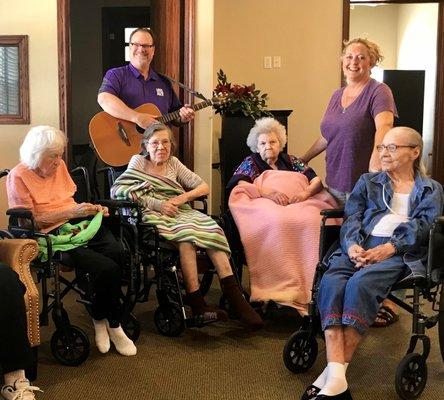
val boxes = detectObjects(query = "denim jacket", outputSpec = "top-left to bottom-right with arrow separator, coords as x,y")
341,172 -> 444,276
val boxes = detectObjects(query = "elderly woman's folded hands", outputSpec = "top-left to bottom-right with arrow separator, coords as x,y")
290,190 -> 311,203
259,188 -> 290,206
348,243 -> 396,268
71,203 -> 109,218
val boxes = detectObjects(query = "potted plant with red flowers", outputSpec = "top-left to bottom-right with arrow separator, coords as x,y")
213,69 -> 271,119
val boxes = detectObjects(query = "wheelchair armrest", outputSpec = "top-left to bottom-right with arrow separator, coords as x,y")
7,207 -> 33,219
97,199 -> 139,209
6,208 -> 37,237
191,195 -> 208,214
320,208 -> 344,218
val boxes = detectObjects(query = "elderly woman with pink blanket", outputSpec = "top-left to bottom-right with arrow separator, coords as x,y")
227,118 -> 337,314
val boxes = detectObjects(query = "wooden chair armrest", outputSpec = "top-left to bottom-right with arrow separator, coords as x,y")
0,239 -> 40,346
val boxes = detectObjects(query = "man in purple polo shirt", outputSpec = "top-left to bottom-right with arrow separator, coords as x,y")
97,28 -> 194,129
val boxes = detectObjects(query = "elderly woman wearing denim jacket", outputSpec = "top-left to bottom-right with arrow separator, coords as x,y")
301,127 -> 444,400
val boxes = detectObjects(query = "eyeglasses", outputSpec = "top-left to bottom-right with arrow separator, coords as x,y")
130,42 -> 154,50
147,139 -> 171,148
376,144 -> 418,153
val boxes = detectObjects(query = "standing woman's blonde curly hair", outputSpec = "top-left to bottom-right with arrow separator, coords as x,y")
342,38 -> 384,68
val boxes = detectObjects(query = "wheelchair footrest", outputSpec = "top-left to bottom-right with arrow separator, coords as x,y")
186,314 -> 219,328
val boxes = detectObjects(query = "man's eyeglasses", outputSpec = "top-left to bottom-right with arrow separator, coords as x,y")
147,139 -> 171,148
130,42 -> 154,50
376,144 -> 418,153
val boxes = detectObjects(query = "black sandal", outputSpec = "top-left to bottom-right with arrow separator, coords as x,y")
301,384 -> 321,400
371,305 -> 399,327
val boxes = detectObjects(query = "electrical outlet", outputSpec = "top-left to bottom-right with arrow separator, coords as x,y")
273,56 -> 281,68
264,56 -> 272,69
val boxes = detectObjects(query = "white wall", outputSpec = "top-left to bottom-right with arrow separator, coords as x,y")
194,0 -> 214,199
397,3 -> 438,171
0,0 -> 59,227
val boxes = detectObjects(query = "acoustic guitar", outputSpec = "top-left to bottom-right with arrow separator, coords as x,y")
89,97 -> 224,167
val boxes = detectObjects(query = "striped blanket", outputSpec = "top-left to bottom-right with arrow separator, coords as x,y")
111,168 -> 230,253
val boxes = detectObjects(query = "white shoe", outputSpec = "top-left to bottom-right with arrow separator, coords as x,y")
1,379 -> 42,400
106,323 -> 137,356
93,319 -> 110,353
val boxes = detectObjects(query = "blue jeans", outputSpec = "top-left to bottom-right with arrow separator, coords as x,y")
318,236 -> 408,335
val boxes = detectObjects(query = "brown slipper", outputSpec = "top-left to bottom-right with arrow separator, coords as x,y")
371,305 -> 399,327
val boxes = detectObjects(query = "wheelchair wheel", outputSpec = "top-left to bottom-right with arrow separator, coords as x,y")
283,330 -> 318,373
154,303 -> 185,337
395,353 -> 427,400
50,325 -> 90,366
121,313 -> 141,342
438,284 -> 444,361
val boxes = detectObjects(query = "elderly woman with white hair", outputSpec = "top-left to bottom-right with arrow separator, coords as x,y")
227,117 -> 323,202
228,117 -> 338,313
7,125 -> 136,356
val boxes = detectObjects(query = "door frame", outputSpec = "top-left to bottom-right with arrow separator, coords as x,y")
56,0 -> 195,167
343,0 -> 444,183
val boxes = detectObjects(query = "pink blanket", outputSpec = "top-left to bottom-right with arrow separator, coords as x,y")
229,170 -> 338,314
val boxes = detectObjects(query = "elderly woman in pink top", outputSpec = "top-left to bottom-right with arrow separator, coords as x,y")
7,126 -> 136,357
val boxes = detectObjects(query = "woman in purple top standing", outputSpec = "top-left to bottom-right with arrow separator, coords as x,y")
301,38 -> 397,206
301,38 -> 400,330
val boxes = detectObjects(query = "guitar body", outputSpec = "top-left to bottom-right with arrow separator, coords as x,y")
89,103 -> 162,167
89,96 -> 222,166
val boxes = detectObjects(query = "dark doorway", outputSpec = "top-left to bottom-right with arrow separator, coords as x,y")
383,70 -> 425,134
101,7 -> 150,75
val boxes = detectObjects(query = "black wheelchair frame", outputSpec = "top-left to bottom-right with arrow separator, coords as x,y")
98,166 -> 239,337
282,208 -> 444,400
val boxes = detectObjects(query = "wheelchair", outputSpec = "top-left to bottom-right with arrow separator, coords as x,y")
282,208 -> 444,400
3,167 -> 140,366
98,165 -> 239,337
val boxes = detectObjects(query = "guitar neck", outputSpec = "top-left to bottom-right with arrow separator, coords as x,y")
157,99 -> 212,124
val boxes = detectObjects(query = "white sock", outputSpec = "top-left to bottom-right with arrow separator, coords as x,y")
313,363 -> 348,389
318,361 -> 348,396
93,319 -> 110,353
107,323 -> 137,356
312,366 -> 328,389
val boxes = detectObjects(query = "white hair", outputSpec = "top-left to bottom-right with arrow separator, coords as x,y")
246,117 -> 287,152
20,125 -> 67,169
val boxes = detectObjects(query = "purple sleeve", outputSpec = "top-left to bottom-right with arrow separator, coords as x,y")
370,83 -> 398,119
98,69 -> 121,96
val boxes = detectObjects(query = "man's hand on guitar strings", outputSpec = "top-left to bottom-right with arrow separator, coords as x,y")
134,112 -> 159,129
179,105 -> 195,123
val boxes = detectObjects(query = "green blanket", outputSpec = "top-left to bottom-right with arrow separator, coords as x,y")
37,212 -> 103,261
